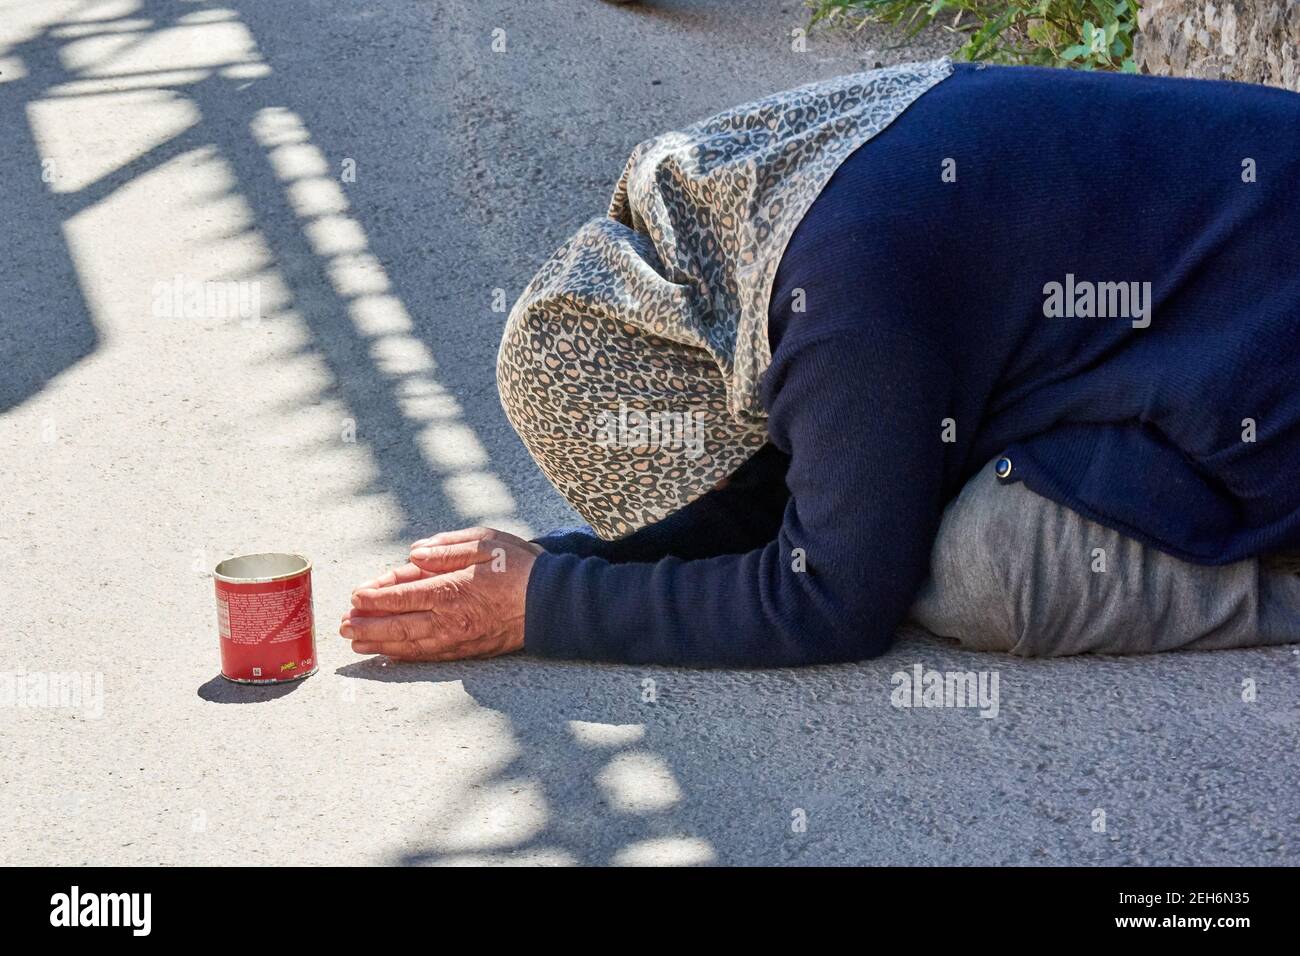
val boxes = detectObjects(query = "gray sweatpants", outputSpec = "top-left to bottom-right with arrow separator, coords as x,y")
907,460 -> 1300,656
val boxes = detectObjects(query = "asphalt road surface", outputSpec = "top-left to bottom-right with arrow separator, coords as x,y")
1,0 -> 1296,866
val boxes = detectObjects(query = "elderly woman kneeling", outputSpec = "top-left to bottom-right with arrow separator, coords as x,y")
342,60 -> 1300,666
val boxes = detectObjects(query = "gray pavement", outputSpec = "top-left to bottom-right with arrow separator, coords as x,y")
1,0 -> 1296,866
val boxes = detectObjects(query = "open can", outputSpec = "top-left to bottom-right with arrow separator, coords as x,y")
213,552 -> 317,684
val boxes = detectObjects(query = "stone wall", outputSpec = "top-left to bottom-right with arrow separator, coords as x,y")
1135,0 -> 1300,90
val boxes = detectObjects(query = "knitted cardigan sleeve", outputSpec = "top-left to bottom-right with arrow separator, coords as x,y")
523,327 -> 955,666
531,445 -> 791,564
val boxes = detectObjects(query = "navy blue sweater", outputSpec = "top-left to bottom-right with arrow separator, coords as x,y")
524,63 -> 1300,667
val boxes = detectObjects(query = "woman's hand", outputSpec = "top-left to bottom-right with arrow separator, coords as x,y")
340,527 -> 543,662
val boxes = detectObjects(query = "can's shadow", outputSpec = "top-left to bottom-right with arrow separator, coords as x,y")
196,674 -> 308,703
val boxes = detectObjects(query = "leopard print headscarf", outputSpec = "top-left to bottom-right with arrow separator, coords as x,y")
498,58 -> 954,539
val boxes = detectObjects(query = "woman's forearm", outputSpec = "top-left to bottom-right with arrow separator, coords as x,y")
532,444 -> 791,564
524,537 -> 898,667
523,329 -> 954,667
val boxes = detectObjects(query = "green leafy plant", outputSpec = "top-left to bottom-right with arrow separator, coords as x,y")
807,0 -> 1141,72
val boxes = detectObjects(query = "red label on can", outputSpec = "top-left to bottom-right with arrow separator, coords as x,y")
215,569 -> 316,683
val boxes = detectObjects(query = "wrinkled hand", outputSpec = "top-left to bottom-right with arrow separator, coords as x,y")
340,527 -> 542,661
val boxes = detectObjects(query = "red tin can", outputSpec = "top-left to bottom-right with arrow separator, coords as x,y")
214,553 -> 317,684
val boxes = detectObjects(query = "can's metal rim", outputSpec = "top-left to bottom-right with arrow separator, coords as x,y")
213,552 -> 312,585
220,665 -> 319,685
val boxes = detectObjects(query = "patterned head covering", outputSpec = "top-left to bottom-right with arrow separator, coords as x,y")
498,58 -> 953,539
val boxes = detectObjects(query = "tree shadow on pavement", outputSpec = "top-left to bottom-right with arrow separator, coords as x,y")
338,636 -> 1300,867
0,23 -> 100,413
